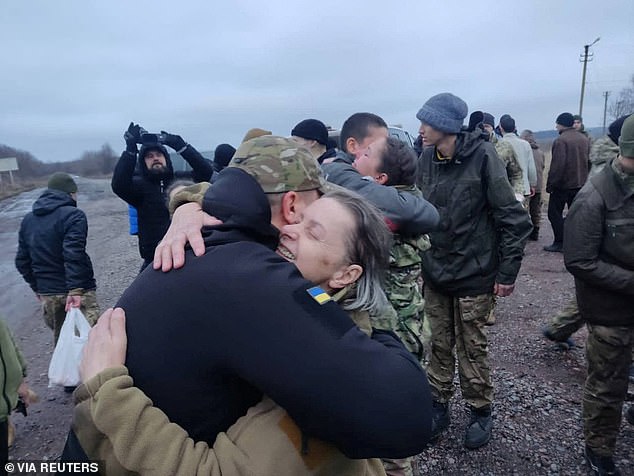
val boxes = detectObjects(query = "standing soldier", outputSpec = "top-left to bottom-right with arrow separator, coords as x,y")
563,113 -> 634,476
542,115 -> 628,348
416,93 -> 532,449
15,173 -> 100,347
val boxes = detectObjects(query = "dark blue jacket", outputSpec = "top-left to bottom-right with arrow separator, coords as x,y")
120,167 -> 433,459
15,189 -> 96,294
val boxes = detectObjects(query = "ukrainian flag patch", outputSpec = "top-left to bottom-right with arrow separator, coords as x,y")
307,286 -> 331,305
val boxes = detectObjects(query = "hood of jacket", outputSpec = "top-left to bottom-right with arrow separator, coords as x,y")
138,144 -> 174,182
202,167 -> 280,250
438,129 -> 486,164
32,189 -> 76,216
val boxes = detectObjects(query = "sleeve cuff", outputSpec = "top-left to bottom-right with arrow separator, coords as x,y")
75,366 -> 129,403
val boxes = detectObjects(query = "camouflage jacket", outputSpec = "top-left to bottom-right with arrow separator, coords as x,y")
588,135 -> 619,179
491,135 -> 525,197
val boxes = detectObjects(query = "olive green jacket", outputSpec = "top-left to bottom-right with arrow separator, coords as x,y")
1,318 -> 27,422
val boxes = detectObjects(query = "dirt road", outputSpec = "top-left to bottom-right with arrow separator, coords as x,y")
2,178 -> 632,474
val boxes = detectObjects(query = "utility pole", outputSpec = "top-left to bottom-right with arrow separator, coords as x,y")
579,37 -> 600,119
602,91 -> 611,134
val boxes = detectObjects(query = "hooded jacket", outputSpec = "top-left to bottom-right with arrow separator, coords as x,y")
111,144 -> 213,261
416,130 -> 533,296
564,159 -> 634,326
589,135 -> 619,178
525,136 -> 546,192
69,167 -> 432,462
1,319 -> 27,422
15,189 -> 96,294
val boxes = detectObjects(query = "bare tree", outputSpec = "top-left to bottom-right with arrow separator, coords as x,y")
608,74 -> 634,120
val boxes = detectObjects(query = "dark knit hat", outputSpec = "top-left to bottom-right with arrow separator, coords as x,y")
499,114 -> 516,133
214,143 -> 236,169
483,113 -> 495,128
291,119 -> 328,146
619,114 -> 634,158
556,112 -> 574,128
416,93 -> 468,134
573,114 -> 583,122
47,172 -> 77,194
467,111 -> 485,131
608,115 -> 629,145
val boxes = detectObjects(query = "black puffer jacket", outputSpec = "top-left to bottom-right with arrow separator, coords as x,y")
15,189 -> 96,294
564,159 -> 634,326
416,130 -> 532,296
111,145 -> 213,261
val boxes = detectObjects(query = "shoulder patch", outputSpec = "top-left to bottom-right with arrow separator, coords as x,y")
307,286 -> 331,305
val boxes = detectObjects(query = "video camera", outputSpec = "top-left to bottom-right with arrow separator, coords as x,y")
140,132 -> 167,145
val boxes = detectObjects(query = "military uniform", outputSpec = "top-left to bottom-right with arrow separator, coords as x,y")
491,135 -> 526,201
383,185 -> 431,361
416,127 -> 531,431
15,177 -> 99,346
543,297 -> 584,343
41,290 -> 99,344
564,151 -> 634,466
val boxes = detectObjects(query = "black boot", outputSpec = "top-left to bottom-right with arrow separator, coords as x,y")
584,446 -> 621,475
529,226 -> 539,241
430,400 -> 450,442
464,405 -> 492,449
543,242 -> 563,252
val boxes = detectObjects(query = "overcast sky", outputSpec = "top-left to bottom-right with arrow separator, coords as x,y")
2,0 -> 633,162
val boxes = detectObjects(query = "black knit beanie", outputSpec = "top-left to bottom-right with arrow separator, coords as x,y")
291,119 -> 328,146
556,113 -> 574,128
608,115 -> 629,145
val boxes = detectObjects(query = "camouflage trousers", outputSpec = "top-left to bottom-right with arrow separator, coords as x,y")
382,457 -> 413,476
385,265 -> 425,360
41,290 -> 100,345
544,298 -> 584,341
584,324 -> 634,457
424,288 -> 494,408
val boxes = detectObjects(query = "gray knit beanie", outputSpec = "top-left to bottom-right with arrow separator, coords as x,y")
416,93 -> 468,134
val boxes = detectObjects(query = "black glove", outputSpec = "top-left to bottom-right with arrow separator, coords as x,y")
161,130 -> 187,151
123,122 -> 142,154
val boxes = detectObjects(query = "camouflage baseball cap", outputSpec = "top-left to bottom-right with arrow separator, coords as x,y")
228,135 -> 332,194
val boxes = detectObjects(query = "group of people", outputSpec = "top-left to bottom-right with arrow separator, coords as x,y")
8,92 -> 634,475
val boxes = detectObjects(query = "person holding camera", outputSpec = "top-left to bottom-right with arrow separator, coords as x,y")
111,123 -> 214,271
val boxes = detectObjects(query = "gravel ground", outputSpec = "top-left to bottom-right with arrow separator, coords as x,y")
2,178 -> 633,475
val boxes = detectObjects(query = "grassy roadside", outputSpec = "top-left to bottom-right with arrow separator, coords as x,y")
0,180 -> 46,201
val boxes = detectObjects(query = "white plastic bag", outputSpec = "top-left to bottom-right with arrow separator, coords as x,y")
48,307 -> 92,387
